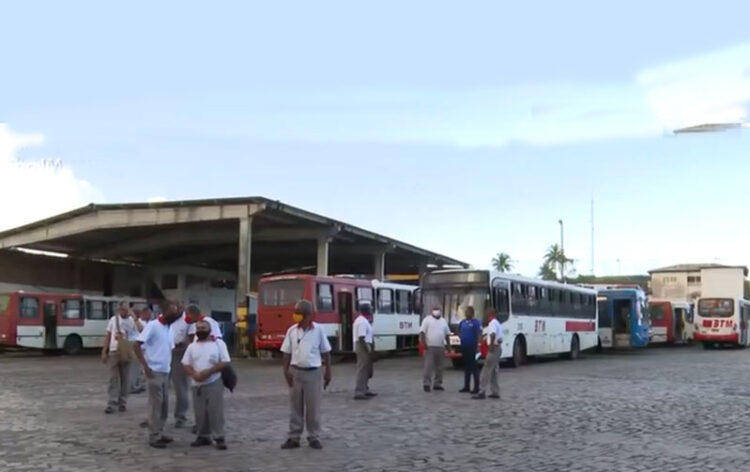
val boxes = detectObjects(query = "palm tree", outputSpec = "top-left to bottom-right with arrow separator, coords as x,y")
543,244 -> 573,280
491,252 -> 513,273
538,262 -> 557,280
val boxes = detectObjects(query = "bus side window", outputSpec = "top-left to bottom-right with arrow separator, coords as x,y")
356,287 -> 373,311
20,297 -> 39,319
494,287 -> 510,323
316,283 -> 334,312
396,290 -> 411,314
377,289 -> 394,314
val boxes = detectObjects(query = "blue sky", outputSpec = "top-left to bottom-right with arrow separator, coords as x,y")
1,1 -> 749,276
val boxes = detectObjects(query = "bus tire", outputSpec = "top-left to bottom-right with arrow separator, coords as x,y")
595,337 -> 603,353
567,334 -> 580,360
63,334 -> 83,355
512,336 -> 526,368
451,358 -> 464,369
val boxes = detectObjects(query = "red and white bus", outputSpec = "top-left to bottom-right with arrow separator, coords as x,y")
256,274 -> 421,354
0,291 -> 150,354
648,299 -> 693,344
694,297 -> 750,348
420,270 -> 598,368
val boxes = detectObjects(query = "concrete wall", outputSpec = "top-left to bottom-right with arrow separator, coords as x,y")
701,268 -> 745,299
650,272 -> 693,300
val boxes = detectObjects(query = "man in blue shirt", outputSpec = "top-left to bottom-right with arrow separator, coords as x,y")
458,306 -> 482,394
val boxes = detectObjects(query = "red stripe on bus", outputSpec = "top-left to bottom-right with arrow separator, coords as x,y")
694,333 -> 739,343
565,321 -> 596,332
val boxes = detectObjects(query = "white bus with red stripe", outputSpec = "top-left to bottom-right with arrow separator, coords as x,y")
694,297 -> 750,348
420,270 -> 598,368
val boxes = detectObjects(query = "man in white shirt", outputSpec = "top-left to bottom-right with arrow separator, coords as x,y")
169,308 -> 193,429
280,299 -> 332,451
101,302 -> 139,414
134,301 -> 181,448
130,307 -> 152,394
182,319 -> 231,451
353,303 -> 376,400
473,309 -> 503,400
420,307 -> 451,392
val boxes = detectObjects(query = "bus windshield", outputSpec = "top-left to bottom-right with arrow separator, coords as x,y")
698,298 -> 734,318
422,289 -> 488,326
650,303 -> 666,321
261,280 -> 305,307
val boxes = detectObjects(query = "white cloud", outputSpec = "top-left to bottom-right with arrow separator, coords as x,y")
147,196 -> 167,203
637,43 -> 750,130
0,124 -> 103,232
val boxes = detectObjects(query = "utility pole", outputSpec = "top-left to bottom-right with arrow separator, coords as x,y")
558,219 -> 564,282
590,199 -> 595,275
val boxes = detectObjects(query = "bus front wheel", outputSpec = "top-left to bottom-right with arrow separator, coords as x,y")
512,337 -> 526,368
567,335 -> 580,360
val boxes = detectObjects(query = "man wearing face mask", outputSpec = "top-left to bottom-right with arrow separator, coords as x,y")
419,307 -> 451,392
182,319 -> 231,451
134,301 -> 180,449
280,299 -> 332,450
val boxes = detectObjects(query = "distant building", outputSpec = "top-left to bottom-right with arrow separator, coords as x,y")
648,264 -> 749,301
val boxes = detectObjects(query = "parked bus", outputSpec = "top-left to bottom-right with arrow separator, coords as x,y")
694,297 -> 750,348
420,270 -> 598,368
648,299 -> 694,344
256,274 -> 421,354
0,291 -> 150,354
597,288 -> 650,349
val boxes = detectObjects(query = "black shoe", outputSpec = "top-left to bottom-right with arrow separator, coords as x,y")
215,438 -> 228,450
308,439 -> 323,450
423,386 -> 431,392
158,436 -> 173,444
149,441 -> 167,449
459,388 -> 471,393
118,405 -> 127,413
433,386 -> 445,391
139,420 -> 149,428
470,389 -> 480,395
104,406 -> 115,414
281,439 -> 300,450
472,393 -> 486,400
353,395 -> 371,400
488,394 -> 501,400
365,392 -> 378,397
190,437 -> 212,447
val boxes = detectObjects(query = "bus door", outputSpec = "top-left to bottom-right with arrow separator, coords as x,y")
613,298 -> 631,348
337,290 -> 354,352
43,301 -> 59,349
740,305 -> 749,346
631,297 -> 649,348
674,307 -> 685,343
597,296 -> 612,348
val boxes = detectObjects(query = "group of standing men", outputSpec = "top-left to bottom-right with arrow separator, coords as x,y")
102,301 -> 230,450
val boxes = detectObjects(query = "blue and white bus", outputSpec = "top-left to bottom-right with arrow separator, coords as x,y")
597,288 -> 650,349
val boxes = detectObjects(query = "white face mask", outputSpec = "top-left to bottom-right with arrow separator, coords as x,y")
431,310 -> 441,318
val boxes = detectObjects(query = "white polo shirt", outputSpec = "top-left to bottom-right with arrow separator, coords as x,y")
187,316 -> 223,340
484,319 -> 503,346
352,315 -> 373,345
170,314 -> 191,347
280,322 -> 332,369
106,315 -> 137,353
420,315 -> 450,347
181,339 -> 231,386
137,319 -> 174,373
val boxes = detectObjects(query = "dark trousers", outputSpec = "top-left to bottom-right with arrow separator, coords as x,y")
461,346 -> 479,391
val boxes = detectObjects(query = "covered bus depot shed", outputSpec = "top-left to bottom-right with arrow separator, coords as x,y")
0,197 -> 467,319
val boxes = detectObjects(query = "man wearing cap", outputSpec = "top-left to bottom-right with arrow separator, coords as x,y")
280,299 -> 332,450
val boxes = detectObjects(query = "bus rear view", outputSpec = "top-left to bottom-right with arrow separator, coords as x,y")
694,297 -> 750,348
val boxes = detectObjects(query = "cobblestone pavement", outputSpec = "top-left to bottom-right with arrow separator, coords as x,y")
2,346 -> 750,471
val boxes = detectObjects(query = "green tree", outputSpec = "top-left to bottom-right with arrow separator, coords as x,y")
538,262 -> 557,280
491,252 -> 513,273
543,244 -> 573,280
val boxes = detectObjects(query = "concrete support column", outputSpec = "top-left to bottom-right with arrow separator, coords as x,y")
373,251 -> 386,281
316,236 -> 329,276
237,216 -> 253,304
